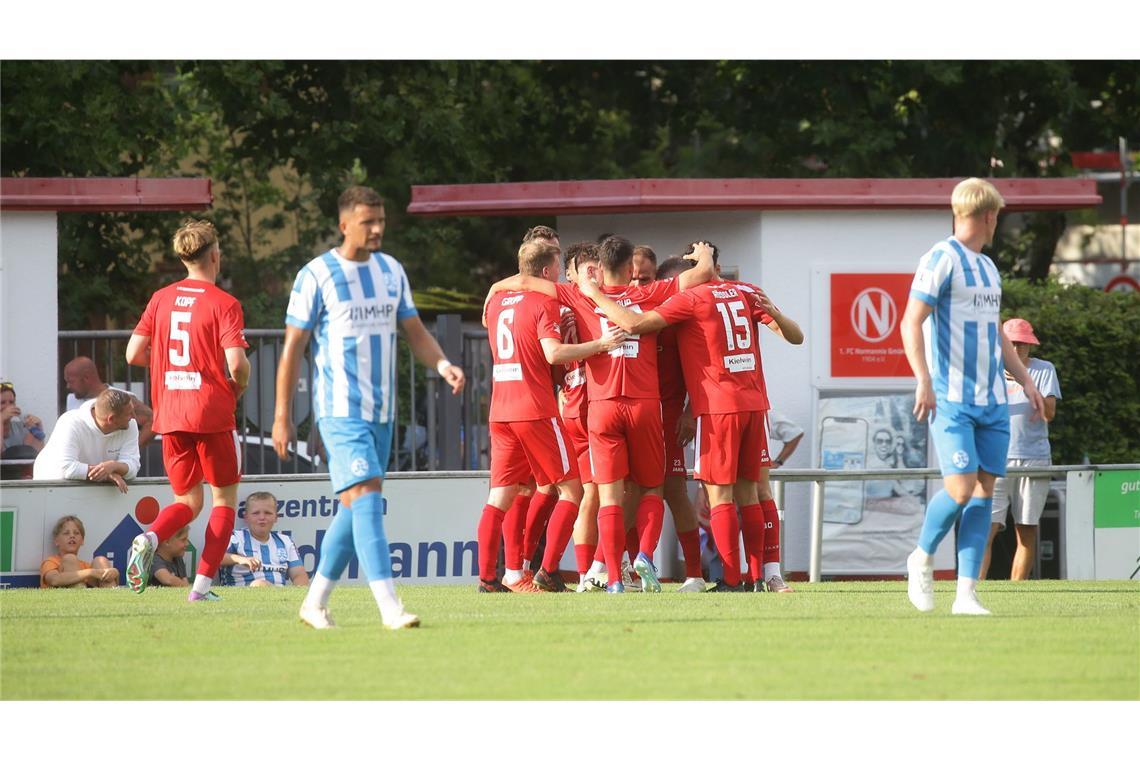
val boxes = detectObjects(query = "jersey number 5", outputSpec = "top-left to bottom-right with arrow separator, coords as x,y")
170,311 -> 192,367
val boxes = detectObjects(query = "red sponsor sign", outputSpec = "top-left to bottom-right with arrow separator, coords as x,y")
831,273 -> 914,377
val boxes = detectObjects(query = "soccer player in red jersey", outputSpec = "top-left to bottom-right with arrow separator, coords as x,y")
486,236 -> 715,592
124,220 -> 251,601
580,241 -> 803,591
478,241 -> 626,593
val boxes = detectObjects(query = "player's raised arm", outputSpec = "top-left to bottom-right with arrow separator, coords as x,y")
752,287 -> 804,344
400,314 -> 465,395
676,241 -> 716,291
272,325 -> 309,460
483,273 -> 559,326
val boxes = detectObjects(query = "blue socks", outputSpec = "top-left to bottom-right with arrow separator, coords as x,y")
918,489 -> 965,555
957,497 -> 992,580
316,503 -> 355,581
351,492 -> 393,582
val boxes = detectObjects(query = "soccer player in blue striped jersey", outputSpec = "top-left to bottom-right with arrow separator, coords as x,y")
272,185 -> 465,630
900,177 -> 1044,615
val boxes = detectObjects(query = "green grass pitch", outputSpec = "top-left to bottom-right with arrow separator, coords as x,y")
2,580 -> 1136,700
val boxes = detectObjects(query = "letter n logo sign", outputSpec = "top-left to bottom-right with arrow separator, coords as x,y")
850,288 -> 897,343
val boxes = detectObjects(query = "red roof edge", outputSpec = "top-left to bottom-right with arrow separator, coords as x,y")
407,178 -> 1101,217
0,177 -> 213,212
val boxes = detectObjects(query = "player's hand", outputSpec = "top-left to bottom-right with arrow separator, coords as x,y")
441,365 -> 465,395
272,417 -> 296,461
676,409 -> 696,447
1024,382 -> 1046,422
752,287 -> 781,317
596,324 -> 629,353
683,241 -> 713,261
228,378 -> 248,401
108,473 -> 129,494
913,378 -> 936,422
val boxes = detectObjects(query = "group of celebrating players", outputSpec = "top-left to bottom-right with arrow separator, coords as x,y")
477,226 -> 803,594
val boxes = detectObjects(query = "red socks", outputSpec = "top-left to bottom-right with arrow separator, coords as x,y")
523,491 -> 559,564
635,494 -> 665,557
541,500 -> 578,573
624,526 -> 639,563
502,492 -> 529,571
593,542 -> 605,563
575,543 -> 596,576
677,528 -> 702,578
150,502 -> 194,543
761,499 -> 781,566
196,506 -> 235,579
709,503 -> 742,586
477,505 -> 506,581
740,503 -> 766,586
598,505 -> 625,586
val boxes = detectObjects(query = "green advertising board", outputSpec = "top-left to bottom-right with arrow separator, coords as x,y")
1094,470 -> 1140,529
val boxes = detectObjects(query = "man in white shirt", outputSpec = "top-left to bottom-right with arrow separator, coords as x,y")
63,356 -> 155,447
33,388 -> 140,493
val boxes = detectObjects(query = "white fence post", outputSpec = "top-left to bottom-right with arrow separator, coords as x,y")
1063,469 -> 1096,580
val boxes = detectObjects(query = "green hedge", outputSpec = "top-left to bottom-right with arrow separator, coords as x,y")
1000,279 -> 1140,465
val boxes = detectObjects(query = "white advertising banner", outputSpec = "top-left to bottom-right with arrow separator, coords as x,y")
0,474 -> 491,588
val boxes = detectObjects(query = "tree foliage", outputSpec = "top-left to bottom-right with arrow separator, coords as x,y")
3,60 -> 1138,329
1001,279 -> 1140,465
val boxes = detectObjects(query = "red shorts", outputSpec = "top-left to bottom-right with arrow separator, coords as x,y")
162,429 -> 241,495
489,418 -> 579,488
586,397 -> 664,488
661,397 -> 688,478
562,414 -> 592,484
693,411 -> 771,485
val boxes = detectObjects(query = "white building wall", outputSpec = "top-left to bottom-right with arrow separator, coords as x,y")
0,211 -> 59,436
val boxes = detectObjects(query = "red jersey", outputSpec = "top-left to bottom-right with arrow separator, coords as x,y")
654,280 -> 772,415
657,324 -> 686,404
556,278 -> 679,401
558,306 -> 588,420
487,290 -> 562,422
133,279 -> 248,434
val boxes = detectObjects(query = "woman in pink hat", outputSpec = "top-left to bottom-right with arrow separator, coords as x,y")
981,317 -> 1061,581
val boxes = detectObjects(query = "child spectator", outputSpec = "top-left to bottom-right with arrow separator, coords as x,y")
151,526 -> 191,587
221,491 -> 310,587
40,515 -> 119,588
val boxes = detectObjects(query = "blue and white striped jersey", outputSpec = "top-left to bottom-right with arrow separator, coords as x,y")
910,237 -> 1007,406
286,250 -> 418,422
221,529 -> 303,587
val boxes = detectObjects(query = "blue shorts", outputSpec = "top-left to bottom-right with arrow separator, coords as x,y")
318,417 -> 394,493
929,401 -> 1010,477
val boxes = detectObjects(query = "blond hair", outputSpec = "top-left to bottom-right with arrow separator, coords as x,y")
52,515 -> 84,538
518,241 -> 560,277
951,178 -> 1005,218
172,219 -> 218,263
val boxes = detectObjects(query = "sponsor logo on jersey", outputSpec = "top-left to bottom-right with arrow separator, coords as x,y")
348,303 -> 395,325
723,353 -> 757,373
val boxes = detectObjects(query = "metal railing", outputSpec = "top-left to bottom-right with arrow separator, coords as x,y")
58,316 -> 492,478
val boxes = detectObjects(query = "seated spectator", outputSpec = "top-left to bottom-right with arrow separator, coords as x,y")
221,491 -> 310,587
63,357 -> 155,447
151,526 -> 191,587
40,515 -> 119,588
1,380 -> 45,456
33,388 -> 140,492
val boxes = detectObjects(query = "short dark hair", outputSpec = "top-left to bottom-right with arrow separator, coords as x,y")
599,235 -> 635,272
632,245 -> 657,265
656,256 -> 694,280
564,241 -> 599,270
596,232 -> 615,244
523,225 -> 559,244
338,186 -> 385,215
682,239 -> 720,265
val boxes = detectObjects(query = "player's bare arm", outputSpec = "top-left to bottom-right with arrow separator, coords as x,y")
578,273 -> 667,335
676,242 -> 716,291
540,324 -> 628,365
999,327 -> 1045,421
900,296 -> 936,422
754,288 -> 805,344
272,325 -> 310,460
399,314 -> 466,395
225,346 -> 251,400
483,274 -> 558,326
125,334 -> 150,367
